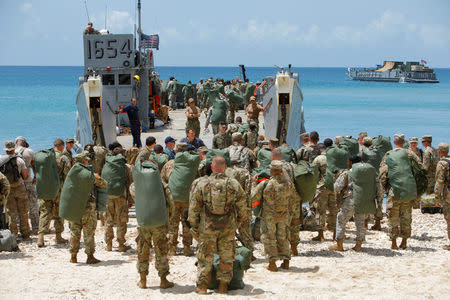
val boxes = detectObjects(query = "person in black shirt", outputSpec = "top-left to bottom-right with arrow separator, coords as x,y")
120,98 -> 142,148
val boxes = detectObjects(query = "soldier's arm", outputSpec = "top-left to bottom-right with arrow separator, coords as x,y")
434,161 -> 447,200
290,184 -> 301,222
0,174 -> 10,200
334,171 -> 348,193
187,182 -> 203,230
232,181 -> 247,225
422,150 -> 431,171
379,152 -> 388,170
94,174 -> 107,189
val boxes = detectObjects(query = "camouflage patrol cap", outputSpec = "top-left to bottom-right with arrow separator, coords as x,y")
394,134 -> 405,142
15,136 -> 27,143
232,132 -> 243,142
176,142 -> 188,152
409,137 -> 419,143
3,140 -> 15,152
74,151 -> 91,163
421,135 -> 432,143
65,138 -> 75,143
300,132 -> 309,139
438,143 -> 449,153
363,136 -> 372,146
358,132 -> 368,139
270,160 -> 283,172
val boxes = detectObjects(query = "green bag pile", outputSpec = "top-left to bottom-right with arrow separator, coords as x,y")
293,161 -> 319,203
168,152 -> 201,203
372,135 -> 393,156
59,163 -> 94,223
324,145 -> 349,191
34,149 -> 60,200
205,149 -> 231,167
386,149 -> 417,201
101,154 -> 127,196
350,163 -> 377,214
338,137 -> 359,156
132,161 -> 167,227
279,145 -> 297,163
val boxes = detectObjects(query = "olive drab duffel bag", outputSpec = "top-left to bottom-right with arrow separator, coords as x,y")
132,161 -> 167,228
257,147 -> 272,169
361,146 -> 383,171
34,148 -> 60,200
324,145 -> 349,191
225,89 -> 244,106
338,137 -> 359,156
293,161 -> 319,203
372,135 -> 393,157
149,153 -> 169,171
205,149 -> 231,167
279,144 -> 298,163
101,154 -> 127,197
210,99 -> 228,125
386,149 -> 417,201
350,163 -> 377,214
59,163 -> 94,223
168,152 -> 201,203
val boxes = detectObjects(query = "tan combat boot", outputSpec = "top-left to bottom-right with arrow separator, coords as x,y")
70,253 -> 77,263
86,254 -> 101,264
280,259 -> 290,270
266,259 -> 278,272
399,238 -> 407,249
195,282 -> 208,295
352,241 -> 362,252
55,233 -> 68,244
37,233 -> 45,248
137,273 -> 147,289
391,239 -> 398,250
371,220 -> 381,231
118,244 -> 131,252
290,243 -> 298,256
183,245 -> 194,256
329,240 -> 344,251
443,245 -> 450,251
218,280 -> 228,294
160,274 -> 174,289
312,230 -> 325,242
105,241 -> 112,251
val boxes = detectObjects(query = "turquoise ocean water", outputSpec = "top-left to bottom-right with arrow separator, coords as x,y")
1,66 -> 449,151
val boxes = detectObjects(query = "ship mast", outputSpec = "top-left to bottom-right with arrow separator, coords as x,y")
137,0 -> 142,56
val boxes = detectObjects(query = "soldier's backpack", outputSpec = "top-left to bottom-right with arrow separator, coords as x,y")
34,149 -> 60,200
229,145 -> 250,170
132,161 -> 167,228
205,149 -> 231,167
338,137 -> 359,156
205,176 -> 232,216
168,152 -> 201,203
372,135 -> 393,156
411,158 -> 428,196
101,154 -> 127,197
293,161 -> 319,203
350,163 -> 377,214
361,146 -> 382,171
59,163 -> 95,223
324,145 -> 349,191
0,156 -> 21,185
385,149 -> 417,201
0,230 -> 19,252
279,144 -> 298,163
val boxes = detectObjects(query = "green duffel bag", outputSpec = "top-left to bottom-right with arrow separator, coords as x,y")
101,154 -> 126,197
293,161 -> 319,203
132,161 -> 167,228
210,99 -> 228,125
386,149 -> 417,201
257,147 -> 272,169
59,163 -> 94,223
34,148 -> 60,200
149,153 -> 169,171
350,163 -> 377,214
205,149 -> 231,167
361,146 -> 382,171
168,152 -> 201,203
324,145 -> 349,191
411,158 -> 428,196
207,246 -> 251,291
225,89 -> 244,106
338,137 -> 359,156
279,145 -> 297,163
244,83 -> 256,102
372,135 -> 393,156
238,123 -> 250,134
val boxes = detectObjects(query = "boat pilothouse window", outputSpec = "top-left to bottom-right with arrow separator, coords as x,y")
119,74 -> 131,85
102,74 -> 115,86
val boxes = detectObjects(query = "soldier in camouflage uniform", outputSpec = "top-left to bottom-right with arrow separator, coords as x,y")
212,122 -> 232,150
229,132 -> 253,172
135,136 -> 156,163
37,139 -> 71,247
188,156 -> 247,294
243,120 -> 259,151
63,138 -> 75,166
0,172 -> 10,227
421,135 -> 439,194
185,98 -> 201,137
105,145 -> 134,252
251,160 -> 299,272
434,143 -> 450,251
379,134 -> 422,250
409,137 -> 423,209
296,132 -> 320,163
69,152 -> 107,264
83,22 -> 100,35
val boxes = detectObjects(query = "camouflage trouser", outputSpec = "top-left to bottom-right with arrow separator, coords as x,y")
168,202 -> 192,248
186,119 -> 200,138
426,175 -> 435,195
6,183 -> 30,237
228,104 -> 237,123
237,210 -> 254,251
336,197 -> 367,241
105,195 -> 128,245
289,200 -> 302,247
312,188 -> 337,231
197,227 -> 235,285
247,117 -> 259,132
386,189 -> 412,240
38,198 -> 64,234
24,182 -> 39,232
261,218 -> 290,261
443,197 -> 450,240
136,225 -> 170,277
168,93 -> 177,109
211,124 -> 219,135
70,202 -> 97,255
374,181 -> 384,220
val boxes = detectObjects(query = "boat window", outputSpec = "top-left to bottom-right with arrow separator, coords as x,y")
279,93 -> 290,105
102,74 -> 115,86
119,74 -> 131,85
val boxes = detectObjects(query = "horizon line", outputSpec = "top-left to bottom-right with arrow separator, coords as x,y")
1,65 -> 450,69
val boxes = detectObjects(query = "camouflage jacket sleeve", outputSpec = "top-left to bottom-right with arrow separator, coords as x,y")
230,178 -> 247,224
334,170 -> 349,194
434,160 -> 449,200
160,160 -> 174,188
94,176 -> 107,189
289,183 -> 301,222
422,147 -> 433,172
0,173 -> 10,201
187,179 -> 204,229
59,155 -> 71,181
406,149 -> 423,167
250,181 -> 265,207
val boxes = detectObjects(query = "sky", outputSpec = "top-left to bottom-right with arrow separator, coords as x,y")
1,0 -> 450,67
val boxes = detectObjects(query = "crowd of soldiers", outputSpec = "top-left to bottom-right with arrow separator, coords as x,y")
1,125 -> 450,294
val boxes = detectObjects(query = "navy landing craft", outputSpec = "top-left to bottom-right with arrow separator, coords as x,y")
347,61 -> 439,83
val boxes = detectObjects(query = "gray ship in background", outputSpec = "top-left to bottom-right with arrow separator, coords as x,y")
347,61 -> 439,83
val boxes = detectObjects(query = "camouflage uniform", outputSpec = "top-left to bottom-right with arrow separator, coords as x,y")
188,173 -> 247,286
69,175 -> 107,255
0,172 -> 10,204
251,167 -> 299,261
296,143 -> 319,163
212,132 -> 232,150
434,151 -> 450,242
243,129 -> 258,151
105,164 -> 133,246
379,148 -> 422,240
185,106 -> 201,137
423,145 -> 438,194
135,147 -> 154,164
136,225 -> 170,277
38,151 -> 71,235
334,170 -> 367,241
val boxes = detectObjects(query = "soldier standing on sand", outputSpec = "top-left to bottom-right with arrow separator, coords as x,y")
0,172 -> 10,226
409,137 -> 423,209
212,122 -> 232,150
243,120 -> 259,151
188,156 -> 247,294
435,143 -> 450,251
421,135 -> 438,194
63,138 -> 75,166
185,98 -> 201,137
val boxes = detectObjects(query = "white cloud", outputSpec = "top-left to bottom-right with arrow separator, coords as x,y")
107,10 -> 133,33
21,3 -> 32,12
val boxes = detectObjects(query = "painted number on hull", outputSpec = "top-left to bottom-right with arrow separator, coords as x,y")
84,34 -> 134,68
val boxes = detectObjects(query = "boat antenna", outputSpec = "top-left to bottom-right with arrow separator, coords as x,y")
138,0 -> 142,54
104,1 -> 107,30
84,0 -> 90,22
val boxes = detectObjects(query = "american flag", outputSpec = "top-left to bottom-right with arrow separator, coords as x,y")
141,33 -> 159,50
421,60 -> 427,65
